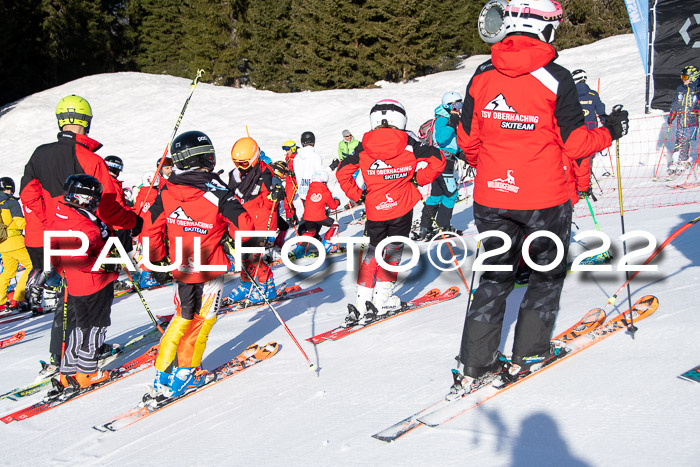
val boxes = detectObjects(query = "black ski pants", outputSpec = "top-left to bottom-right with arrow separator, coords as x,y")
459,201 -> 572,369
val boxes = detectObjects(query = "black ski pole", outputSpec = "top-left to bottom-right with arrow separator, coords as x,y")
612,105 -> 636,336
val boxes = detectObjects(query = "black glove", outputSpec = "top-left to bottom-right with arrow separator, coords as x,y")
271,160 -> 288,178
286,213 -> 299,227
267,184 -> 286,202
602,105 -> 629,140
151,258 -> 172,285
466,166 -> 476,178
577,187 -> 593,200
668,112 -> 676,125
329,158 -> 340,171
131,215 -> 144,237
447,113 -> 460,130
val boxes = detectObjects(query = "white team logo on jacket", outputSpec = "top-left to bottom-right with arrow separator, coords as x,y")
169,206 -> 193,221
369,160 -> 392,170
485,94 -> 515,112
487,169 -> 520,194
376,193 -> 398,211
310,193 -> 323,203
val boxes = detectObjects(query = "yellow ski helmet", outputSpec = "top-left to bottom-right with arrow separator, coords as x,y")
282,140 -> 298,153
56,95 -> 93,132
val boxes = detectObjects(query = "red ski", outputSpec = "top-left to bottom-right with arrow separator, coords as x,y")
0,331 -> 25,350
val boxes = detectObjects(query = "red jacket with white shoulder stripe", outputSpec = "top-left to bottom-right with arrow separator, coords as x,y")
457,35 -> 611,211
337,128 -> 445,221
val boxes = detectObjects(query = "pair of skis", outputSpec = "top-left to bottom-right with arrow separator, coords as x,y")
307,287 -> 460,344
371,295 -> 659,442
93,341 -> 279,432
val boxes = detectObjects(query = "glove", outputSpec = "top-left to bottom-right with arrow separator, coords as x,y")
668,112 -> 676,125
329,158 -> 340,171
447,113 -> 460,130
131,215 -> 144,237
99,245 -> 122,273
267,184 -> 286,202
271,160 -> 288,178
466,166 -> 476,178
286,212 -> 299,227
577,187 -> 593,200
151,258 -> 172,285
602,105 -> 629,140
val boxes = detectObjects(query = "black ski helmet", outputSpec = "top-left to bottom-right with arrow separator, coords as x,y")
300,131 -> 315,146
170,131 -> 216,170
104,155 -> 124,176
0,177 -> 15,194
63,174 -> 102,212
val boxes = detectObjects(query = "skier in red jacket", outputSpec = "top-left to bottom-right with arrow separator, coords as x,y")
337,99 -> 445,322
50,174 -> 117,390
143,130 -> 255,398
21,95 -> 142,372
452,0 -> 629,391
224,137 -> 286,305
289,170 -> 341,258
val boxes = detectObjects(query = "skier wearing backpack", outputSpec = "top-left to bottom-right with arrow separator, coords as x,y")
337,99 -> 445,321
452,0 -> 628,391
417,91 -> 466,240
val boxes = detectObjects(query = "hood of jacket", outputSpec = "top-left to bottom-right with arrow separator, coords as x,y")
434,105 -> 450,119
361,128 -> 410,165
491,35 -> 556,78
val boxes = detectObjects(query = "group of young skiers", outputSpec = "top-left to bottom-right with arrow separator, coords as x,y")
3,0 -> 697,403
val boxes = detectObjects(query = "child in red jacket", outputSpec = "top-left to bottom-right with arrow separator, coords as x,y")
50,174 -> 117,390
290,170 -> 341,257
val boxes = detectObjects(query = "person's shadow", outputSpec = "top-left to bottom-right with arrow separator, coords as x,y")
509,412 -> 590,466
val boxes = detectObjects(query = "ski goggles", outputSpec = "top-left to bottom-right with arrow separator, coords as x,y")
681,74 -> 690,80
233,159 -> 254,170
448,101 -> 463,112
282,145 -> 294,151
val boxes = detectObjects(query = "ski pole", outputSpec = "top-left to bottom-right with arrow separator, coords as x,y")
246,200 -> 279,301
585,194 -> 611,262
606,213 -> 700,309
60,273 -> 68,365
122,268 -> 165,335
416,189 -> 471,294
138,69 -> 205,212
612,109 -> 636,336
653,124 -> 673,181
241,267 -> 315,371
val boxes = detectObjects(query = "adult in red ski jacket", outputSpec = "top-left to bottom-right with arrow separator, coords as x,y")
142,130 -> 256,398
50,174 -> 117,389
337,99 -> 445,320
452,0 -> 629,386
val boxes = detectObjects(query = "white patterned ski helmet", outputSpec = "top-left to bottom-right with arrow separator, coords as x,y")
503,0 -> 564,43
369,99 -> 407,130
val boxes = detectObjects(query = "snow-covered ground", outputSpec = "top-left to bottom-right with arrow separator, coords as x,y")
1,34 -> 698,465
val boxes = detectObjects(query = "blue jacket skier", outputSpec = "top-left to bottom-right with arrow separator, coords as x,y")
668,65 -> 700,174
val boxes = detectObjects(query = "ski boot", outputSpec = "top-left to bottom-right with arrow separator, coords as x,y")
223,281 -> 253,306
72,370 -> 111,388
345,285 -> 373,326
676,160 -> 692,175
8,300 -> 31,313
509,343 -> 565,379
167,367 -> 210,398
38,355 -> 60,379
371,281 -> 402,318
245,277 -> 277,305
150,369 -> 172,399
113,279 -> 133,294
447,354 -> 507,400
580,250 -> 613,266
